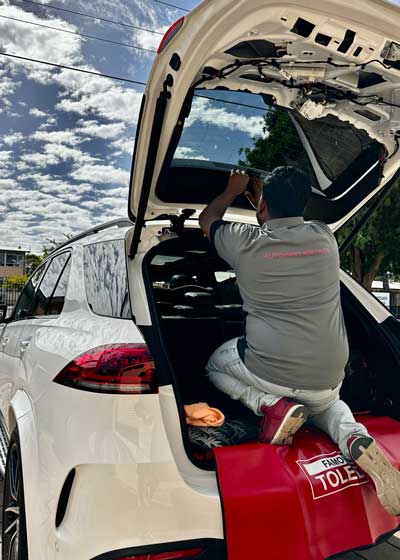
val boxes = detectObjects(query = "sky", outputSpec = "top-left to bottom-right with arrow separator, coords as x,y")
0,0 -> 205,252
6,1 -> 398,253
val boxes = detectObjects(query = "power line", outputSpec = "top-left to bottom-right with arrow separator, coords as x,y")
0,14 -> 157,53
16,0 -> 164,35
0,51 -> 267,113
0,51 -> 147,85
195,94 -> 266,112
152,0 -> 190,13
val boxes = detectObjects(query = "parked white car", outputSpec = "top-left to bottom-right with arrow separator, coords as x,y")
2,0 -> 400,558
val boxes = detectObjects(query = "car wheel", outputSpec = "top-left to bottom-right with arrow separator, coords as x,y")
2,429 -> 28,560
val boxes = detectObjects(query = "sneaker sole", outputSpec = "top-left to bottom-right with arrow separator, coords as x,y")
354,441 -> 400,516
269,404 -> 308,446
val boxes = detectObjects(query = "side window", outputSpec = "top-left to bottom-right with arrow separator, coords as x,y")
13,265 -> 46,320
83,239 -> 131,319
32,252 -> 71,317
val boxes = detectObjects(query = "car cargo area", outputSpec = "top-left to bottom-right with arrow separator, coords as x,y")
143,228 -> 400,467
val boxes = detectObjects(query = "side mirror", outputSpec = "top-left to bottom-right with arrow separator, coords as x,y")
0,304 -> 7,322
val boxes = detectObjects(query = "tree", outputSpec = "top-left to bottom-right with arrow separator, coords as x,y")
25,234 -> 73,276
338,188 -> 400,290
239,107 -> 304,171
239,106 -> 400,290
26,253 -> 42,275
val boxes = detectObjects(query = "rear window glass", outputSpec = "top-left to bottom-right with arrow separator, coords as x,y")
83,239 -> 131,319
171,88 -> 382,198
176,91 -> 315,177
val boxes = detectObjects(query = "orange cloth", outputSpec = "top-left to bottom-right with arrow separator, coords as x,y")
185,402 -> 225,427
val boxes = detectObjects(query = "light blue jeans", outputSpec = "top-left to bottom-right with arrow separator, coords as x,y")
206,338 -> 369,458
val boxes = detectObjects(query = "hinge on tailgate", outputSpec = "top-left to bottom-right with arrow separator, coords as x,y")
170,209 -> 196,235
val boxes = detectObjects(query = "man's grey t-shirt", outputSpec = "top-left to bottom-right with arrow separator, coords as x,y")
212,217 -> 349,390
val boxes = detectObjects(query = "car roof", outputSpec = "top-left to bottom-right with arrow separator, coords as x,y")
47,219 -> 134,256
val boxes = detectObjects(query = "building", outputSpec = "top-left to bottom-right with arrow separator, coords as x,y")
372,279 -> 400,318
0,246 -> 28,280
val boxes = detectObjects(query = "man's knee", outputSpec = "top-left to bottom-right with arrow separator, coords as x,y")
206,339 -> 238,374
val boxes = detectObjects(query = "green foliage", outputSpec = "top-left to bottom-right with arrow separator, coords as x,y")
25,234 -> 73,276
239,107 -> 304,171
4,275 -> 28,289
26,253 -> 43,275
338,185 -> 400,288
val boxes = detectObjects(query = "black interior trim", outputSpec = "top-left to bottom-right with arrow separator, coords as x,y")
155,155 -> 385,224
339,167 -> 400,255
130,89 -> 170,258
55,469 -> 75,527
225,39 -> 277,59
337,29 -> 356,54
91,538 -> 226,560
291,17 -> 315,38
140,236 -> 217,471
128,94 -> 145,225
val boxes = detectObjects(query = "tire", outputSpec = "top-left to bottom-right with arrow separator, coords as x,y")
2,429 -> 28,560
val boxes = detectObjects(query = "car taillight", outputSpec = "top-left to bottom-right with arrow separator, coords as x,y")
118,548 -> 203,559
53,343 -> 157,394
157,17 -> 185,54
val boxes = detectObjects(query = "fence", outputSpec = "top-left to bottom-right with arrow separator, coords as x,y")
0,279 -> 26,317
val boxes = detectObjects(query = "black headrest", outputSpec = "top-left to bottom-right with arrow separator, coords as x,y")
184,292 -> 215,306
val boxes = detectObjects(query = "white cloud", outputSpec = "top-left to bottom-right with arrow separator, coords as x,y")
0,150 -> 12,163
71,163 -> 130,185
0,4 -> 83,83
54,69 -> 143,123
20,143 -> 97,168
2,132 -> 24,146
32,129 -> 82,145
112,136 -> 135,155
133,26 -> 167,52
186,97 -> 264,135
0,75 -> 20,100
29,108 -> 47,118
77,119 -> 126,139
20,152 -> 59,168
0,0 -> 186,250
39,116 -> 57,130
175,146 -> 208,160
0,178 -> 17,188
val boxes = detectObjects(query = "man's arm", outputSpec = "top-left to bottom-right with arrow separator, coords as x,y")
199,170 -> 250,239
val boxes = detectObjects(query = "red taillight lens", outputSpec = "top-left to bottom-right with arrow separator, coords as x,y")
53,344 -> 157,394
157,17 -> 185,54
118,548 -> 203,559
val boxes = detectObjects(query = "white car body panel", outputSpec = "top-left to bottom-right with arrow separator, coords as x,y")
0,228 -> 224,559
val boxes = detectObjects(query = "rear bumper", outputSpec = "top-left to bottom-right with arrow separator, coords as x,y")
20,387 -> 223,560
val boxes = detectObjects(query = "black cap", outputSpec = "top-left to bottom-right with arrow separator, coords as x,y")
263,166 -> 311,218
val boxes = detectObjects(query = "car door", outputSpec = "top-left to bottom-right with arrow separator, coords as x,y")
0,264 -> 47,428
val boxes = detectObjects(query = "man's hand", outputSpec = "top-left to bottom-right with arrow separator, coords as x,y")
245,176 -> 264,210
199,169 -> 250,239
226,169 -> 250,196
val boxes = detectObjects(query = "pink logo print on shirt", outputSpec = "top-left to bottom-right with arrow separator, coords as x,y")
264,248 -> 332,259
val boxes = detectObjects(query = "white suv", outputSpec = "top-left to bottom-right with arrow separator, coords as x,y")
2,0 -> 400,559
